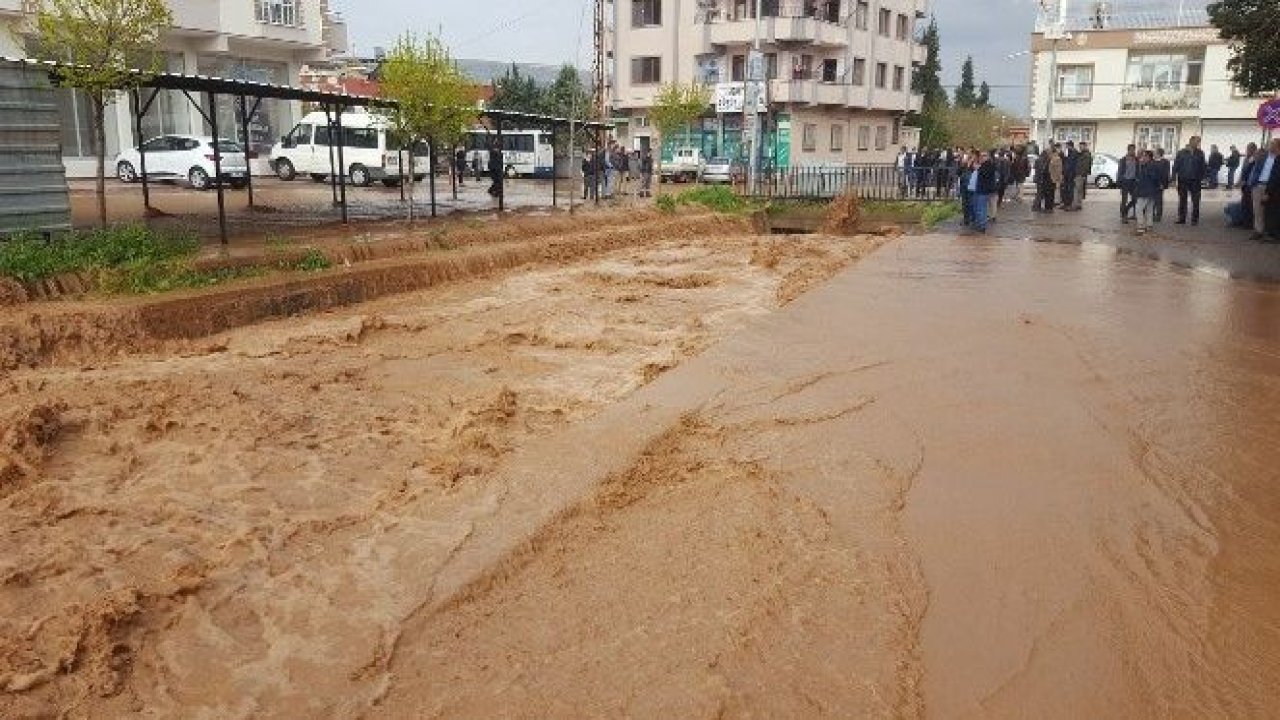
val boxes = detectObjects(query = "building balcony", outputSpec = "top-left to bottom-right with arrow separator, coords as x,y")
1120,84 -> 1201,114
768,79 -> 850,106
168,0 -> 222,36
703,1 -> 847,48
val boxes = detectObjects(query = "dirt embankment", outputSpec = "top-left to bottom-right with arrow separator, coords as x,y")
0,221 -> 895,718
0,212 -> 745,373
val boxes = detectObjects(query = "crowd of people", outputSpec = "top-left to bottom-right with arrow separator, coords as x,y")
581,142 -> 655,200
895,134 -> 1280,242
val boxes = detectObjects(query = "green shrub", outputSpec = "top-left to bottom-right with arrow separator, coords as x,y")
672,186 -> 750,213
0,224 -> 199,282
921,201 -> 962,229
655,194 -> 678,213
293,248 -> 331,272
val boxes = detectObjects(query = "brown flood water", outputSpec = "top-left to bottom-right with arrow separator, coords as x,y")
2,227 -> 1278,718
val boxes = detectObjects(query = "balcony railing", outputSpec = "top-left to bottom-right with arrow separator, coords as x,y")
1120,84 -> 1201,112
698,0 -> 845,25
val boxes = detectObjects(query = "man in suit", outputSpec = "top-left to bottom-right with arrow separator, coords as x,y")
1173,135 -> 1207,225
1060,140 -> 1077,209
1071,142 -> 1093,210
1153,147 -> 1172,222
1252,138 -> 1280,242
1117,144 -> 1139,222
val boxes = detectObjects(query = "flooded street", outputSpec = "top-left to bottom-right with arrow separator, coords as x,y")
3,217 -> 1279,717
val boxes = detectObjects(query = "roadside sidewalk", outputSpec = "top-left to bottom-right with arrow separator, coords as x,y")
974,188 -> 1280,283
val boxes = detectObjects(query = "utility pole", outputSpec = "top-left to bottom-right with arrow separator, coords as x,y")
744,0 -> 763,193
592,0 -> 607,201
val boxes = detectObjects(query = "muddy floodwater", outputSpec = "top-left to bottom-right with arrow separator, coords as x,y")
2,223 -> 1279,718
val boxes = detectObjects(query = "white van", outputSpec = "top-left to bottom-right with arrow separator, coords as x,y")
269,110 -> 430,187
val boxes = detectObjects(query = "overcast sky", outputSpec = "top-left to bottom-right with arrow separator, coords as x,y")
331,0 -> 1049,115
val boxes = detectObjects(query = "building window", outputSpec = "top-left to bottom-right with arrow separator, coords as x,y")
632,0 -> 662,27
802,123 -> 817,152
1056,65 -> 1094,101
631,56 -> 662,84
875,62 -> 887,88
896,13 -> 910,40
893,65 -> 905,91
831,123 -> 844,151
821,58 -> 839,83
852,58 -> 866,86
875,125 -> 887,151
878,8 -> 891,37
1126,52 -> 1202,90
1053,124 -> 1095,146
634,115 -> 651,128
695,54 -> 721,84
256,0 -> 299,26
854,0 -> 868,30
793,54 -> 813,80
1133,123 -> 1180,153
732,54 -> 746,82
765,52 -> 778,80
857,125 -> 870,151
892,117 -> 901,144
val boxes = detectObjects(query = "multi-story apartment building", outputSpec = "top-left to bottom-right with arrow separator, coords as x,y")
609,0 -> 926,166
0,0 -> 347,176
1029,2 -> 1271,157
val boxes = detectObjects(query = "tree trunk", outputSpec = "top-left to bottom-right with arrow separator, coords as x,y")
93,95 -> 108,227
406,153 -> 415,224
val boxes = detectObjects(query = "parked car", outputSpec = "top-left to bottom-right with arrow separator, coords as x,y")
660,147 -> 705,183
1090,153 -> 1119,189
115,135 -> 248,190
270,110 -> 429,187
701,157 -> 745,184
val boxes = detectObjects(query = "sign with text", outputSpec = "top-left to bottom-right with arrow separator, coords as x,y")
714,82 -> 767,114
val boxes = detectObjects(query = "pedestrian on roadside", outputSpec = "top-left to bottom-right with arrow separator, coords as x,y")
639,148 -> 654,198
1032,149 -> 1048,211
471,152 -> 483,182
969,151 -> 998,233
1225,145 -> 1242,190
1134,150 -> 1162,235
1207,144 -> 1224,189
897,146 -> 915,198
1060,140 -> 1078,209
1173,135 -> 1207,225
959,154 -> 975,226
995,150 -> 1011,208
581,147 -> 596,200
1239,142 -> 1259,228
618,147 -> 631,196
1117,144 -> 1138,222
1011,148 -> 1029,203
1072,142 -> 1093,210
1154,147 -> 1171,223
454,146 -> 467,187
602,143 -> 617,199
1041,145 -> 1062,214
1249,138 -> 1280,243
487,138 -> 504,199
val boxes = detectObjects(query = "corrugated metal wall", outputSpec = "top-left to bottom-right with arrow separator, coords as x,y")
0,60 -> 71,235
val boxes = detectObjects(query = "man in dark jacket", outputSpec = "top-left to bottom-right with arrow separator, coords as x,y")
1134,150 -> 1163,235
968,151 -> 998,233
1239,142 -> 1259,228
1117,144 -> 1139,222
1072,142 -> 1093,210
487,138 -> 504,198
1206,144 -> 1224,189
1225,145 -> 1242,189
1253,138 -> 1280,242
1153,147 -> 1172,222
1173,135 -> 1207,224
1060,141 -> 1078,209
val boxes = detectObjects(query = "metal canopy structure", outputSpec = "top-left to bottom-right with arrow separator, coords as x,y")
3,57 -> 610,245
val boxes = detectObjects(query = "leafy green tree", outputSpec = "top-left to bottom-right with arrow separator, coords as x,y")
1207,0 -> 1280,96
377,33 -> 479,222
31,0 -> 173,227
944,106 -> 1002,149
490,64 -> 545,115
976,81 -> 991,109
908,16 -> 950,148
954,56 -> 977,109
650,82 -> 711,181
544,65 -> 592,151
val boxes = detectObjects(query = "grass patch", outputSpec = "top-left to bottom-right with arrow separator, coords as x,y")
0,224 -> 199,283
661,186 -> 757,214
1,224 -> 333,296
920,201 -> 962,229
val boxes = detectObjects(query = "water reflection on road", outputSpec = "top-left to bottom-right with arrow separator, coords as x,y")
831,233 -> 1280,717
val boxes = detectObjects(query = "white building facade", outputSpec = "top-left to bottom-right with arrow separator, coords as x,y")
1029,9 -> 1272,158
0,0 -> 347,176
608,0 -> 926,166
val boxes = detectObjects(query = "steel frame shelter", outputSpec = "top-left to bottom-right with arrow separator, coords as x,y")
4,57 -> 610,245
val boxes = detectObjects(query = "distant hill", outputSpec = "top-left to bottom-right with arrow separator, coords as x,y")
455,59 -> 577,87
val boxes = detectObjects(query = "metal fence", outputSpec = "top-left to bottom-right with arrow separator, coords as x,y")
751,164 -> 959,201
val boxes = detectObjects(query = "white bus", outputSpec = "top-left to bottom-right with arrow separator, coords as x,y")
463,129 -> 555,178
269,110 -> 430,187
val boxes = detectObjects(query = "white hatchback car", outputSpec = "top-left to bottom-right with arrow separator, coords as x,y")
116,135 -> 249,190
